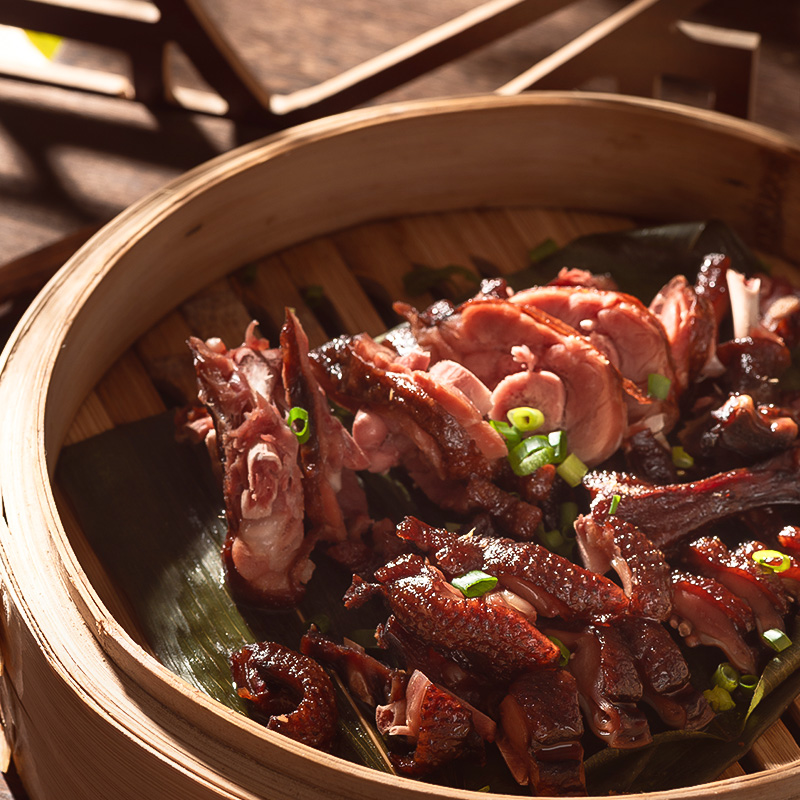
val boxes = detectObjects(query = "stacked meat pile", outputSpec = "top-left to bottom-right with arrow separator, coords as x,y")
188,252 -> 800,796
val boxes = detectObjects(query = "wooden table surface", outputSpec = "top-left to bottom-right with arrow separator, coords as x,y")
0,0 -> 797,797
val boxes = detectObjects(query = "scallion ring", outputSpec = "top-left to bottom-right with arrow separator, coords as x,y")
452,570 -> 498,598
671,445 -> 694,469
752,549 -> 791,573
712,662 -> 740,692
507,406 -> 544,432
287,406 -> 310,443
547,635 -> 571,667
762,628 -> 792,652
508,436 -> 555,476
738,674 -> 758,694
556,453 -> 588,487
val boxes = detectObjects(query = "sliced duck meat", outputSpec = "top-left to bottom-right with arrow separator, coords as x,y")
509,284 -> 677,412
281,310 -> 370,544
344,553 -> 561,680
574,500 -> 671,621
396,516 -> 628,621
300,626 -> 403,707
583,446 -> 800,551
694,253 -> 730,329
716,335 -> 792,402
683,536 -> 789,636
229,641 -> 338,750
311,332 -> 505,480
377,670 -> 491,777
669,570 -> 757,674
619,616 -> 714,731
498,668 -> 586,796
548,267 -> 618,292
464,475 -> 543,541
622,427 -> 678,485
189,332 -> 312,606
734,539 -> 800,601
649,275 -> 719,391
556,625 -> 652,750
759,272 -> 800,348
396,297 -> 628,466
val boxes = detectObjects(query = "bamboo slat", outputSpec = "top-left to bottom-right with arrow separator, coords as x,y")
2,93 -> 800,800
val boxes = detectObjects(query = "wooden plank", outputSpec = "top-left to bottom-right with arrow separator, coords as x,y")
745,719 -> 800,770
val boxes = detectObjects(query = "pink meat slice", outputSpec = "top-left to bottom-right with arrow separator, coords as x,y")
398,297 -> 628,466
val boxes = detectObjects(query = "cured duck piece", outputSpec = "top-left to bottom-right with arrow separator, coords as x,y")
583,446 -> 800,551
395,296 -> 629,466
229,641 -> 338,750
498,668 -> 586,796
395,516 -> 629,621
344,553 -> 561,680
574,500 -> 671,621
189,328 -> 312,606
669,570 -> 758,674
281,310 -> 371,543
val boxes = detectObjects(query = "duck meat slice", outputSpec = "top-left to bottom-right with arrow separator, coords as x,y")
300,626 -> 403,707
734,539 -> 800,601
683,536 -> 789,636
395,297 -> 628,466
716,335 -> 792,403
310,332 -> 505,481
281,310 -> 370,544
669,570 -> 757,674
556,625 -> 652,750
649,275 -> 720,391
583,447 -> 800,552
574,500 -> 671,621
547,267 -> 618,291
619,616 -> 714,730
498,668 -> 586,796
509,284 -> 678,422
694,253 -> 730,329
396,516 -> 629,621
189,331 -> 311,606
344,554 -> 561,680
229,641 -> 338,750
377,669 -> 490,777
464,475 -> 543,541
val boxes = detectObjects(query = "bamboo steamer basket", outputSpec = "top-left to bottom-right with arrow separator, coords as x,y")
1,92 -> 800,800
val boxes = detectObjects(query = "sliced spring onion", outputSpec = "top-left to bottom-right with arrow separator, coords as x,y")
547,430 -> 568,463
538,527 -> 565,551
556,453 -> 588,487
762,628 -> 793,652
671,445 -> 694,469
508,436 -> 554,476
752,549 -> 791,573
452,570 -> 498,598
559,501 -> 579,537
547,635 -> 571,667
346,628 -> 380,650
703,685 -> 736,713
507,406 -> 545,432
608,494 -> 621,515
287,406 -> 310,443
712,662 -> 740,692
738,674 -> 759,694
647,372 -> 672,400
489,419 -> 523,450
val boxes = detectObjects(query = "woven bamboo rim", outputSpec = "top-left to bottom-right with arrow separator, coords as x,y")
1,93 -> 800,800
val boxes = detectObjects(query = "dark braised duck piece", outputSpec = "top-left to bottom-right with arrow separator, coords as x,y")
189,328 -> 311,606
281,310 -> 371,544
395,296 -> 629,466
345,553 -> 561,680
229,641 -> 338,750
376,669 -> 493,777
683,536 -> 789,636
618,616 -> 714,731
669,570 -> 757,674
395,516 -> 629,621
694,252 -> 730,329
498,668 -> 586,796
555,625 -> 652,750
715,335 -> 792,403
583,446 -> 800,552
574,499 -> 671,621
622,427 -> 678,485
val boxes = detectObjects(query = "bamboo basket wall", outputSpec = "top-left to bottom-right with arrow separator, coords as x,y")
1,92 -> 800,800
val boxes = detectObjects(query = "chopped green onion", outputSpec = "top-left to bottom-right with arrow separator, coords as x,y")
508,436 -> 555,476
489,419 -> 523,450
559,502 -> 579,536
762,628 -> 792,652
738,674 -> 758,694
287,406 -> 310,443
647,373 -> 672,400
547,636 -> 571,667
529,238 -> 559,264
547,430 -> 568,463
703,685 -> 736,712
712,662 -> 740,692
608,494 -> 621,515
507,406 -> 545,432
538,527 -> 565,551
671,445 -> 694,469
556,453 -> 588,487
452,570 -> 498,598
752,549 -> 791,573
346,628 -> 379,650
307,613 -> 331,634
